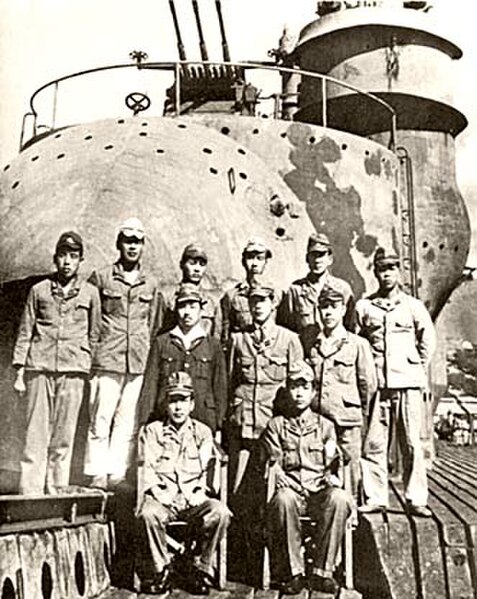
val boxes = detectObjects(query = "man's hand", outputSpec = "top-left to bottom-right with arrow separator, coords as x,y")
275,469 -> 291,489
14,368 -> 26,395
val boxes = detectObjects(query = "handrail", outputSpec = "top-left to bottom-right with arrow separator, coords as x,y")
25,59 -> 397,150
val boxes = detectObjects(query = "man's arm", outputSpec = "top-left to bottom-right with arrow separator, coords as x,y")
212,339 -> 228,431
356,337 -> 378,418
137,337 -> 162,426
149,289 -> 166,339
88,285 -> 102,355
12,286 -> 37,393
288,331 -> 305,364
413,300 -> 436,368
276,286 -> 296,332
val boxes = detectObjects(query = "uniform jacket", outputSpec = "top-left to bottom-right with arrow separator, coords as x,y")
13,276 -> 101,374
138,418 -> 215,509
301,327 -> 377,427
261,410 -> 337,494
220,281 -> 283,347
229,321 -> 303,439
90,262 -> 164,375
160,283 -> 221,338
277,272 -> 355,335
139,328 -> 227,432
355,290 -> 436,389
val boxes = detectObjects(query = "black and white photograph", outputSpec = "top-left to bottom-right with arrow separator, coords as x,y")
1,1 -> 476,597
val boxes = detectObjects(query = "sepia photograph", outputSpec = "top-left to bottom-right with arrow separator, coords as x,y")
0,1 -> 476,597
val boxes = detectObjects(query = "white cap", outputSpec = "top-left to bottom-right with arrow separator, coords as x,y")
118,217 -> 145,240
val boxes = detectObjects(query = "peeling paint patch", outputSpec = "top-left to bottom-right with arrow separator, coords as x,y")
392,190 -> 399,216
384,160 -> 393,179
364,151 -> 382,176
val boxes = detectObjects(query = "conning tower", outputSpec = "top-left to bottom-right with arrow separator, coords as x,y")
292,0 -> 470,318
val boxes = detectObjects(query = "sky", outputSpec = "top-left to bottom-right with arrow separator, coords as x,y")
1,0 -> 476,256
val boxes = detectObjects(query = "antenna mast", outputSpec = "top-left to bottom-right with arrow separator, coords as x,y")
191,0 -> 209,61
169,0 -> 187,61
215,0 -> 231,62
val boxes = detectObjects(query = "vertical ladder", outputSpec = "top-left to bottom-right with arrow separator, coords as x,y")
397,146 -> 418,297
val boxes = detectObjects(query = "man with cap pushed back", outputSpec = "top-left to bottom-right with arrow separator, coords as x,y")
139,283 -> 227,434
161,243 -> 220,337
301,285 -> 377,500
356,248 -> 436,517
221,237 -> 280,347
278,233 -> 354,335
136,371 -> 230,595
84,218 -> 164,490
262,360 -> 352,595
13,232 -> 101,494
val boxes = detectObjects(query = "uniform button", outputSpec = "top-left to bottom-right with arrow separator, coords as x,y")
184,363 -> 190,369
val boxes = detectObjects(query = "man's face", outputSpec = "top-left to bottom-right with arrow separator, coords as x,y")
307,249 -> 333,276
54,249 -> 82,281
118,235 -> 144,265
182,258 -> 206,284
375,263 -> 400,291
249,295 -> 274,324
167,394 -> 194,426
288,379 -> 314,412
319,300 -> 346,331
243,251 -> 268,277
176,299 -> 202,330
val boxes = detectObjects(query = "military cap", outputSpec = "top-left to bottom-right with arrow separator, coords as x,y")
307,233 -> 331,253
181,243 -> 208,264
242,237 -> 272,259
55,231 -> 84,256
318,285 -> 345,305
165,371 -> 194,397
373,247 -> 400,268
118,217 -> 145,240
287,360 -> 315,383
248,282 -> 275,299
175,282 -> 206,306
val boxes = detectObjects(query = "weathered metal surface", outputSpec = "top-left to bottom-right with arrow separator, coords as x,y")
195,115 -> 399,302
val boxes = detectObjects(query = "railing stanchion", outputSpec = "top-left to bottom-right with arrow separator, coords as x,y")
52,82 -> 58,130
322,77 -> 327,128
175,62 -> 181,116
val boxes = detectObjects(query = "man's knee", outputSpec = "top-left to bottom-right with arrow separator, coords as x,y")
202,499 -> 231,528
270,487 -> 299,514
328,487 -> 352,514
137,497 -> 170,527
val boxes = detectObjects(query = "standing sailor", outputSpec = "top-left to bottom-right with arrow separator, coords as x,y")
278,233 -> 354,335
356,248 -> 436,516
84,218 -> 163,489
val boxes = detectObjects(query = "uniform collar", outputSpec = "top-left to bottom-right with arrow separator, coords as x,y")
316,325 -> 348,356
50,274 -> 81,298
163,416 -> 194,438
287,408 -> 320,434
112,260 -> 145,284
170,323 -> 206,348
370,289 -> 405,310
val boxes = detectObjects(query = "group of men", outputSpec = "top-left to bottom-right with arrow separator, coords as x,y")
12,218 -> 436,595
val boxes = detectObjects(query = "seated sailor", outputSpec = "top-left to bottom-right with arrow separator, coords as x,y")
135,371 -> 230,595
261,360 -> 352,595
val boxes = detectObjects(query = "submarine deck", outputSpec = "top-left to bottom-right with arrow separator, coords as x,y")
1,442 -> 476,599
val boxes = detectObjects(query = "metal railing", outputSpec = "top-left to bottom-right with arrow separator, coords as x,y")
21,60 -> 396,151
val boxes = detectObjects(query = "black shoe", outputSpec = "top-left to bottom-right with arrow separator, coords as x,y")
141,567 -> 172,594
282,574 -> 306,595
310,574 -> 338,594
186,568 -> 212,595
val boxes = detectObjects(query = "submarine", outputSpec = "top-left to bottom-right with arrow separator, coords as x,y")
0,1 -> 475,598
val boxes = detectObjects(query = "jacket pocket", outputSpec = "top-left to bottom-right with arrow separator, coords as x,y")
196,356 -> 212,379
263,355 -> 287,382
101,288 -> 122,314
334,357 -> 355,384
75,300 -> 90,322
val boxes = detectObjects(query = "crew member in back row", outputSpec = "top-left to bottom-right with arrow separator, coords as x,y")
160,243 -> 221,337
301,286 -> 377,499
356,248 -> 436,517
277,233 -> 354,335
139,283 -> 227,434
84,218 -> 164,490
220,237 -> 280,348
13,232 -> 101,495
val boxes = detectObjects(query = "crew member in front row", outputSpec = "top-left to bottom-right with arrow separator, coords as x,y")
221,237 -> 278,347
84,218 -> 163,490
277,233 -> 354,335
356,248 -> 436,516
135,371 -> 230,595
13,232 -> 101,494
262,361 -> 352,595
139,283 -> 227,434
301,286 -> 377,499
161,244 -> 221,337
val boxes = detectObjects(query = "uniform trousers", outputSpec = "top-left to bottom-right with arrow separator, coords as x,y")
361,388 -> 428,507
335,425 -> 361,500
267,486 -> 351,580
136,495 -> 230,580
84,372 -> 143,480
19,372 -> 85,495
